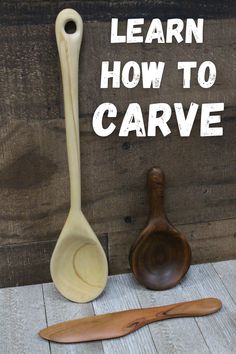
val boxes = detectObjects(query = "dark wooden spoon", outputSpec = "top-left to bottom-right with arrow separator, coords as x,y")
129,167 -> 191,290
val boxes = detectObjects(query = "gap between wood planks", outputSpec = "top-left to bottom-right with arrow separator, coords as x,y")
41,284 -> 51,354
212,263 -> 236,304
40,261 -> 236,354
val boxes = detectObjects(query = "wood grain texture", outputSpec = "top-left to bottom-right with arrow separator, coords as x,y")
0,1 -> 235,25
43,283 -> 104,354
180,263 -> 236,354
49,8 -> 108,304
0,115 -> 236,286
0,2 -> 235,286
213,260 -> 236,302
134,262 -> 236,354
0,234 -> 108,288
92,274 -> 157,354
1,116 -> 236,248
0,241 -> 54,287
134,277 -> 211,354
109,218 -> 236,274
0,261 -> 235,354
0,284 -> 50,354
130,167 -> 191,290
39,298 -> 221,343
0,19 -> 235,120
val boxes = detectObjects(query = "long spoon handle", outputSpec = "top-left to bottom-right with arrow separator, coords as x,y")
148,167 -> 167,220
55,9 -> 83,211
39,298 -> 222,343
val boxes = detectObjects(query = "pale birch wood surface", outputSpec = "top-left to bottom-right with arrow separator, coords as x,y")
0,260 -> 235,354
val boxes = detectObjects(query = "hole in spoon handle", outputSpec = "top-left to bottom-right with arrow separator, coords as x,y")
148,167 -> 166,219
64,20 -> 77,34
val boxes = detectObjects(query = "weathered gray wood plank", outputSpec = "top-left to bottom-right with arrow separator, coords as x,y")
0,2 -> 235,286
1,116 -> 236,286
92,274 -> 157,354
133,275 -> 210,353
180,263 -> 236,354
0,261 -> 235,353
0,1 -> 234,25
0,241 -> 54,287
0,20 -> 235,119
1,118 -> 236,246
42,283 -> 104,354
0,236 -> 107,288
213,260 -> 236,303
0,284 -> 50,354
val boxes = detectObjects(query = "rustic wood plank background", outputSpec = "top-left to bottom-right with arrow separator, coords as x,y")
0,1 -> 235,287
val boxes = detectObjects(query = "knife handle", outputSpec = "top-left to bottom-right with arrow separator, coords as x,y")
140,298 -> 222,324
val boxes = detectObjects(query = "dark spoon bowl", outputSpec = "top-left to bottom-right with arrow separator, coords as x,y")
129,167 -> 191,290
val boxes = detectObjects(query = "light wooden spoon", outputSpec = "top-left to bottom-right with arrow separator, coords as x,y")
50,9 -> 108,303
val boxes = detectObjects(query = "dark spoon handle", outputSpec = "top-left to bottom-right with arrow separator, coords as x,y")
148,167 -> 166,220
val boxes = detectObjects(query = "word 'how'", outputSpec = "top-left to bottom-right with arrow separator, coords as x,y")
101,61 -> 216,89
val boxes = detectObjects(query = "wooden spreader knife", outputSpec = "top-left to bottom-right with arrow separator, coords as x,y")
39,298 -> 222,343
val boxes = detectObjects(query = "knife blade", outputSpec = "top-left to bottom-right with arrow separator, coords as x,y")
39,298 -> 221,343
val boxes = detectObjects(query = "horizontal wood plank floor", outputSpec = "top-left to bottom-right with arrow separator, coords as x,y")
0,260 -> 235,354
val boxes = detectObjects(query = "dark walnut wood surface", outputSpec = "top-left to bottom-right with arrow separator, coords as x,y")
0,1 -> 235,286
130,168 -> 191,290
